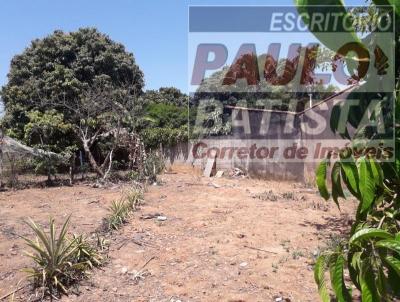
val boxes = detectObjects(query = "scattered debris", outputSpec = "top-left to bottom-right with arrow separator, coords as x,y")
211,209 -> 233,215
208,182 -> 221,188
215,170 -> 224,178
140,213 -> 167,222
130,256 -> 155,284
243,245 -> 279,254
0,285 -> 27,301
274,296 -> 291,302
239,262 -> 248,268
129,269 -> 150,283
203,151 -> 217,177
140,213 -> 163,220
230,167 -> 246,177
157,216 -> 167,221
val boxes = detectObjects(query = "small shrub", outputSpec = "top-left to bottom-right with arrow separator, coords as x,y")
143,151 -> 165,183
291,250 -> 305,260
281,191 -> 296,200
107,171 -> 125,182
127,170 -> 140,181
107,199 -> 130,230
105,188 -> 144,231
253,190 -> 278,201
22,216 -> 101,297
125,189 -> 144,210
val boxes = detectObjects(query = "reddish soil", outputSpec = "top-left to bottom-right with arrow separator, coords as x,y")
0,165 -> 357,301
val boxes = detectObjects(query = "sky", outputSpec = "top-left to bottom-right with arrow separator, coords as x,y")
0,0 -> 366,94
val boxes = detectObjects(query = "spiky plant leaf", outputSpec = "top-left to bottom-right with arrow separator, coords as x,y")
22,216 -> 101,296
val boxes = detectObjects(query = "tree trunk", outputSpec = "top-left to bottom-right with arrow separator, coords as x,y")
82,141 -> 104,177
102,149 -> 114,180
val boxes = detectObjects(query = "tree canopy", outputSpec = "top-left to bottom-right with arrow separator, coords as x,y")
0,28 -> 145,178
137,87 -> 189,149
1,27 -> 144,140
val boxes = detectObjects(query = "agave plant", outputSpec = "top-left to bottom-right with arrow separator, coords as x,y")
107,199 -> 130,230
71,234 -> 102,269
22,216 -> 102,297
125,188 -> 144,210
22,216 -> 78,295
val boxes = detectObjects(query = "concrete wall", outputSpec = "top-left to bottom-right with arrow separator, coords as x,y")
163,89 -> 354,182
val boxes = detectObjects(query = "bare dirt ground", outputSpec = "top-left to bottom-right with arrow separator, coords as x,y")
0,165 -> 357,302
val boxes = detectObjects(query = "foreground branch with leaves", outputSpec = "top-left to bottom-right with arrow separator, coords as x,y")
294,0 -> 400,300
316,151 -> 400,301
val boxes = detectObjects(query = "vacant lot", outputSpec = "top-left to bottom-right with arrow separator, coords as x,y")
0,165 -> 357,301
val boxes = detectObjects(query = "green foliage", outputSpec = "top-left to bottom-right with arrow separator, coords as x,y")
125,188 -> 144,210
295,0 -> 366,56
2,27 -> 143,132
107,199 -> 131,230
70,234 -> 102,269
297,0 -> 400,300
106,188 -> 144,230
316,158 -> 330,200
22,216 -> 101,296
23,110 -> 74,152
143,151 -> 165,183
144,102 -> 188,129
141,127 -> 187,149
314,253 -> 331,302
314,150 -> 400,300
139,89 -> 189,149
144,87 -> 187,107
1,28 -> 144,173
315,228 -> 400,301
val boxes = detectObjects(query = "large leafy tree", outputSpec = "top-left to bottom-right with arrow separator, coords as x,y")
1,28 -> 144,176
